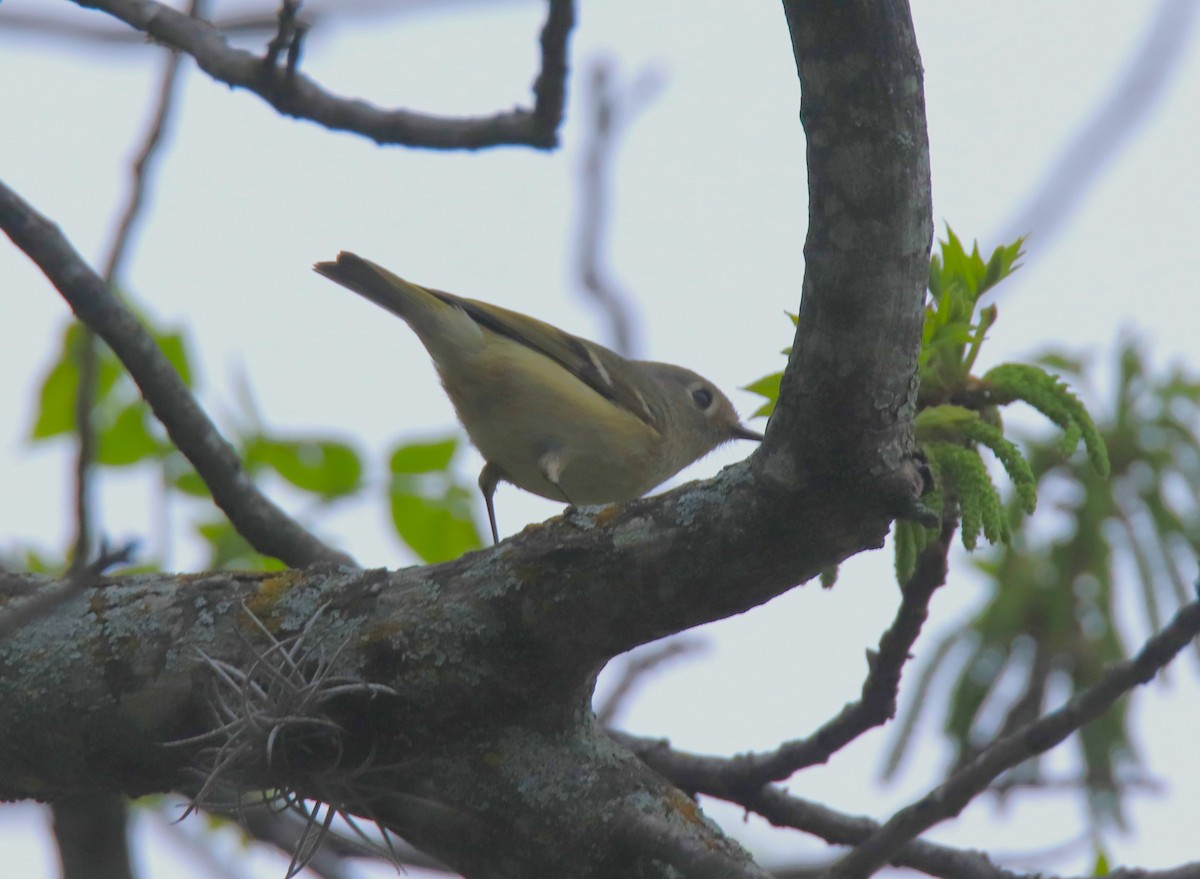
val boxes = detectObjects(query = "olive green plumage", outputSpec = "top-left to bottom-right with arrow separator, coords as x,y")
314,251 -> 761,542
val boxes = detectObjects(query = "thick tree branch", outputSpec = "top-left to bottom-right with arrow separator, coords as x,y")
0,567 -> 768,877
0,179 -> 353,569
71,0 -> 575,150
768,1 -> 932,515
0,541 -> 133,641
52,793 -> 135,879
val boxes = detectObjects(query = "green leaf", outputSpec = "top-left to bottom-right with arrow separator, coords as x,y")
170,465 -> 212,498
96,403 -> 163,466
195,519 -> 285,571
390,487 -> 481,563
742,372 -> 782,419
389,438 -> 458,474
31,323 -> 128,440
156,330 -> 195,388
18,546 -> 64,574
253,438 -> 363,499
894,521 -> 918,584
31,352 -> 79,439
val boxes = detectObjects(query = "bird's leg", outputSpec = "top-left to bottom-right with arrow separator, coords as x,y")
478,462 -> 505,545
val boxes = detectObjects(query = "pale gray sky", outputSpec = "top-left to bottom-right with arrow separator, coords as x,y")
1,1 -> 1198,876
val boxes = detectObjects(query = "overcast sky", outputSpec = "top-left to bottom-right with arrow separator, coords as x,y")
1,1 -> 1198,876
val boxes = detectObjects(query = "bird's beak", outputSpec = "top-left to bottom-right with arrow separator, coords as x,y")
731,423 -> 765,442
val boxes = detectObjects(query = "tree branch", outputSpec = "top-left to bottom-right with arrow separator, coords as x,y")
69,4 -> 196,576
999,0 -> 1199,252
0,541 -> 134,641
769,0 -> 932,515
612,526 -> 952,795
71,0 -> 576,150
0,180 -> 353,569
745,786 -> 1022,879
822,598 -> 1200,879
573,59 -> 660,356
595,637 -> 706,727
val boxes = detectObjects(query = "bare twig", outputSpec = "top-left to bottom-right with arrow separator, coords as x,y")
821,599 -> 1200,879
103,22 -> 195,285
69,327 -> 99,574
69,0 -> 575,150
696,781 -> 1198,879
745,785 -> 1025,879
0,179 -> 355,569
1000,0 -> 1199,251
263,0 -> 307,78
595,637 -> 706,726
614,530 -> 952,795
69,3 -> 197,574
530,0 -> 574,145
0,541 -> 135,640
574,59 -> 662,356
618,596 -> 1200,879
0,0 -> 496,46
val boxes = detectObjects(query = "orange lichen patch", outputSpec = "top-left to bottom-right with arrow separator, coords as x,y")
242,570 -> 305,629
666,787 -> 704,825
593,505 -> 623,528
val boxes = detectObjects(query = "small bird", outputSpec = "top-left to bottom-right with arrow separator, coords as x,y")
314,252 -> 763,543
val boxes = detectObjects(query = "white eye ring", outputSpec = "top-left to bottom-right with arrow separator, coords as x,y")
691,386 -> 714,410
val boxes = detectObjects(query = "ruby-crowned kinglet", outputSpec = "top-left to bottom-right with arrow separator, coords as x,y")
314,251 -> 763,543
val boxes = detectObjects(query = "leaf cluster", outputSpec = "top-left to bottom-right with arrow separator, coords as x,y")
745,228 -> 1110,580
25,307 -> 484,570
888,340 -> 1200,828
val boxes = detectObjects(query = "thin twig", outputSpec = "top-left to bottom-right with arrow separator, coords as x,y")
618,598 -> 1200,879
0,179 -> 355,569
0,541 -> 135,641
999,0 -> 1199,251
821,599 -> 1200,879
725,783 -> 1197,879
529,0 -> 575,147
102,19 -> 195,286
615,529 -> 952,794
69,0 -> 575,150
69,327 -> 98,574
595,637 -> 706,726
70,3 -> 197,574
574,60 -> 659,355
0,0 -> 493,46
263,0 -> 301,70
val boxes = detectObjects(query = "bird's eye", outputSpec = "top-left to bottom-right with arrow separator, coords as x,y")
691,387 -> 714,410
